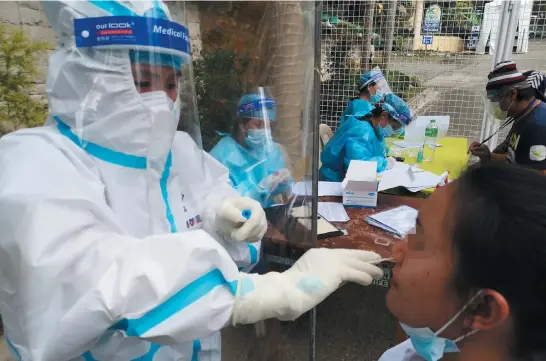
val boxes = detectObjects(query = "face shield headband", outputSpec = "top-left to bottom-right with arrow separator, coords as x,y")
381,101 -> 410,128
359,73 -> 384,92
74,15 -> 191,66
237,98 -> 276,121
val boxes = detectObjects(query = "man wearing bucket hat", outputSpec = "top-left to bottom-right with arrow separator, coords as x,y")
0,2 -> 385,361
340,67 -> 392,125
321,93 -> 412,181
210,92 -> 292,208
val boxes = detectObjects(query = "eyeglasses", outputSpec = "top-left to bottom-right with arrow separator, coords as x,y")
487,87 -> 514,102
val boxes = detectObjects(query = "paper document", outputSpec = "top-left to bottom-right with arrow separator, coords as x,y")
377,163 -> 444,192
365,205 -> 418,238
404,169 -> 448,192
292,181 -> 343,196
377,164 -> 414,191
317,202 -> 350,222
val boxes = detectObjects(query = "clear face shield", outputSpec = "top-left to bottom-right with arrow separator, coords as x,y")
71,5 -> 200,163
212,86 -> 292,208
237,87 -> 277,152
364,66 -> 393,103
388,118 -> 406,139
484,88 -> 512,121
130,50 -> 183,118
65,3 -> 211,238
379,98 -> 412,139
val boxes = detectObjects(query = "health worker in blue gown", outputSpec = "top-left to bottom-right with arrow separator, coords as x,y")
320,93 -> 412,182
341,67 -> 392,125
210,93 -> 292,208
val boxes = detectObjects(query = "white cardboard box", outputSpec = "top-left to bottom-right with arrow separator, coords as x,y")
342,160 -> 378,208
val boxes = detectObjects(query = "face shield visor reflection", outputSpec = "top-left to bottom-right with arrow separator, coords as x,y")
130,50 -> 185,118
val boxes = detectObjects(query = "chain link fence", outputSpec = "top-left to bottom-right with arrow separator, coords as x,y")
320,0 -> 546,145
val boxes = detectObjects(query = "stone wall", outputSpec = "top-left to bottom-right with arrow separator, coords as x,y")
0,1 -> 202,103
165,1 -> 202,57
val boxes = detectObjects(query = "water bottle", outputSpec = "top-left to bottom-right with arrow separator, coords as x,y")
423,119 -> 438,162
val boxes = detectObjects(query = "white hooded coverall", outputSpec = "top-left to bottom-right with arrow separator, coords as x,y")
0,2 -> 385,361
0,2 -> 259,361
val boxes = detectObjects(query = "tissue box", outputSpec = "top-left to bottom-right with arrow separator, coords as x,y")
342,160 -> 378,208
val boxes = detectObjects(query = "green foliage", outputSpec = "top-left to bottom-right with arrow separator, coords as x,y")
193,48 -> 250,151
454,1 -> 481,25
393,35 -> 412,52
0,25 -> 49,133
442,1 -> 481,32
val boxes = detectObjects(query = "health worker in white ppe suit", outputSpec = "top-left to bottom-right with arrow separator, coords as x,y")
0,2 -> 384,361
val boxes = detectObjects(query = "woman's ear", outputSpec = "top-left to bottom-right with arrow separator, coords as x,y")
238,120 -> 246,134
464,289 -> 510,331
234,120 -> 247,141
381,112 -> 390,127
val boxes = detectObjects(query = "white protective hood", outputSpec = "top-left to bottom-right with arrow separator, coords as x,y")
43,0 -> 187,166
0,2 -> 261,361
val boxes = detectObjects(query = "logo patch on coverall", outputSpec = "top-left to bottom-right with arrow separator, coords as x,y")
186,215 -> 202,229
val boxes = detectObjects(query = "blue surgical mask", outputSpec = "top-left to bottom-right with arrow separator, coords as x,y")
370,90 -> 384,103
245,129 -> 270,150
379,124 -> 395,138
400,291 -> 483,361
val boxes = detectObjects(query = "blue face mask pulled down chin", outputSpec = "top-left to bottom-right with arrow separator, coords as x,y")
245,129 -> 271,150
396,291 -> 483,361
399,324 -> 460,361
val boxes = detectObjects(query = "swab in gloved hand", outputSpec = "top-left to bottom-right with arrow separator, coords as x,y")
242,209 -> 252,220
215,197 -> 267,243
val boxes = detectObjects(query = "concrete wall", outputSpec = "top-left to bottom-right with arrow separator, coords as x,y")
0,1 -> 202,102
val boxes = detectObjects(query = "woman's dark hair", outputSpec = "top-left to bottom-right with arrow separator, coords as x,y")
451,163 -> 546,360
358,81 -> 375,97
355,104 -> 384,121
231,117 -> 248,139
369,104 -> 385,118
